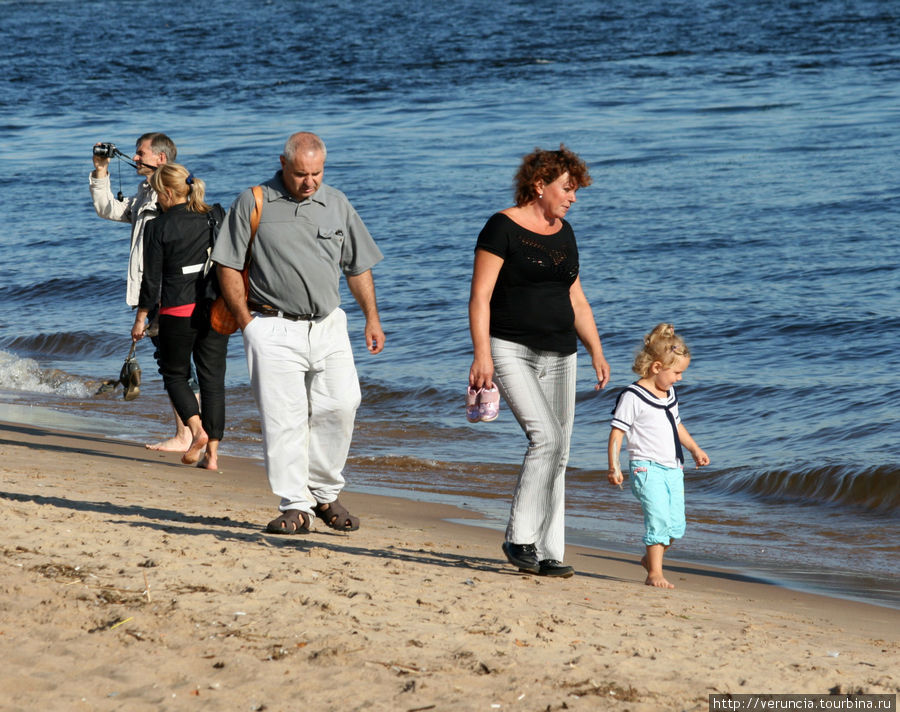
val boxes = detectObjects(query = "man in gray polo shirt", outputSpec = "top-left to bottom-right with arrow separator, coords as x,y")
213,132 -> 385,535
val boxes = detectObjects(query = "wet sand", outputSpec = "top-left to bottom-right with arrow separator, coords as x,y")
0,420 -> 896,711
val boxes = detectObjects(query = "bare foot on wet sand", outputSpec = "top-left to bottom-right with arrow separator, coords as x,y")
645,573 -> 675,588
146,434 -> 192,452
640,555 -> 675,589
181,432 -> 209,465
197,454 -> 218,471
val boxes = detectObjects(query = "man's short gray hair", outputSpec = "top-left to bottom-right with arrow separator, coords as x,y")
136,132 -> 177,162
282,132 -> 327,162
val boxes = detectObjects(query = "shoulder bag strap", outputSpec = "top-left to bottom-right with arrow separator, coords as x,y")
245,185 -> 263,267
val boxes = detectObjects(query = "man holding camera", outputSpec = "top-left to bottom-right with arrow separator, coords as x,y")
90,132 -> 193,452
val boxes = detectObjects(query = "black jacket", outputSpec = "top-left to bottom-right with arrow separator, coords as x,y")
138,203 -> 225,310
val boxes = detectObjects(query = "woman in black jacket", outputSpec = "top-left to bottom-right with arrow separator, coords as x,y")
132,163 -> 228,470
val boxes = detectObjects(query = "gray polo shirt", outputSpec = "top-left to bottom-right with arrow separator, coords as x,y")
212,171 -> 383,317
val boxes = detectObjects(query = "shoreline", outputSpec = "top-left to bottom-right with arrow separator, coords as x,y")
0,417 -> 891,615
0,419 -> 897,710
2,401 -> 895,611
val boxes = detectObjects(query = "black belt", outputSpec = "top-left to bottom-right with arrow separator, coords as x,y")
248,302 -> 315,321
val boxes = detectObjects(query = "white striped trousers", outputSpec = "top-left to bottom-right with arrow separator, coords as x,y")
491,337 -> 576,562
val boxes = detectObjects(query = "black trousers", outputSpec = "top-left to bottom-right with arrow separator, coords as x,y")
157,309 -> 229,440
149,303 -> 198,392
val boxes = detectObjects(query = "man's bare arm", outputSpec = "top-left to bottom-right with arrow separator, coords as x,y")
216,265 -> 253,330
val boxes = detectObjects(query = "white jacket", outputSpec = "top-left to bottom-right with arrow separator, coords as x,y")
89,173 -> 159,307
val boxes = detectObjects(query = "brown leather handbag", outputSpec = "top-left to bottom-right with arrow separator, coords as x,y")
209,186 -> 263,335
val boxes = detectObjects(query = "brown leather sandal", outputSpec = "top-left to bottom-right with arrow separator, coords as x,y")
313,499 -> 360,531
265,509 -> 310,535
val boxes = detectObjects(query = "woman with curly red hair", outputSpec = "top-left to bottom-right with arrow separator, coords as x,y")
468,145 -> 610,578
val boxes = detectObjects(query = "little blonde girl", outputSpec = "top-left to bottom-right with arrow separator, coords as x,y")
608,323 -> 709,589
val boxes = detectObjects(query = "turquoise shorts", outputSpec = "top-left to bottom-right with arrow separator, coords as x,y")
629,460 -> 685,546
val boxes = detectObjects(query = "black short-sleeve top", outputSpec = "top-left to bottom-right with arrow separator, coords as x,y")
475,212 -> 579,355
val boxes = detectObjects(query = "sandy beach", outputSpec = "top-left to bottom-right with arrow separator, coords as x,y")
0,420 -> 896,712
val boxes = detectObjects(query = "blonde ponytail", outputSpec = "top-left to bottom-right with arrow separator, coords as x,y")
149,163 -> 211,213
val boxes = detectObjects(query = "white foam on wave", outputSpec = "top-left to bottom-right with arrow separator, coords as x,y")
0,350 -> 93,399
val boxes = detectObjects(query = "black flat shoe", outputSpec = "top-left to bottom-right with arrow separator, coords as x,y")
537,559 -> 574,578
501,541 -> 539,573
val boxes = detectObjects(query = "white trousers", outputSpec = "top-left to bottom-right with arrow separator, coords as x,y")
243,308 -> 361,514
491,337 -> 576,562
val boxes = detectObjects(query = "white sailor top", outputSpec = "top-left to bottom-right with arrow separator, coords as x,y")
611,383 -> 684,469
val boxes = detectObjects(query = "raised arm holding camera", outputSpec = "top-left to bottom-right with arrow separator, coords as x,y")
89,132 -> 198,453
90,134 -> 175,306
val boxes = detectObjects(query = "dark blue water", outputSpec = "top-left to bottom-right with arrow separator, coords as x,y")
1,0 -> 898,607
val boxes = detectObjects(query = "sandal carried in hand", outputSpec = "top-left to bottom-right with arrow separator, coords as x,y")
119,342 -> 141,401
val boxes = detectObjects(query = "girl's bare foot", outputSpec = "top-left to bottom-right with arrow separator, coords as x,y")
146,432 -> 192,452
645,572 -> 675,589
641,544 -> 672,588
181,431 -> 209,465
